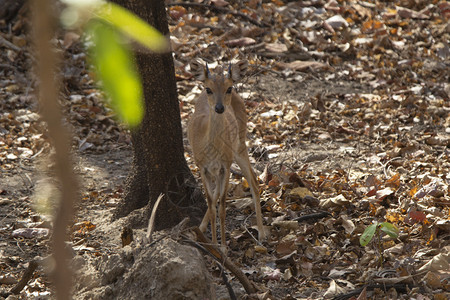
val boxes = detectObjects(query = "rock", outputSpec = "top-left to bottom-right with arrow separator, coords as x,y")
99,254 -> 125,284
11,228 -> 50,239
74,237 -> 214,300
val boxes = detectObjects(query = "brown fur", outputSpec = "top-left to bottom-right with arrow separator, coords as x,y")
187,60 -> 266,248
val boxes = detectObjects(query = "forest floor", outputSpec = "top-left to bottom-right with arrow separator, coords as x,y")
0,0 -> 449,299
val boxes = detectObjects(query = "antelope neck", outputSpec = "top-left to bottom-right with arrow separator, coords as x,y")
207,106 -> 227,140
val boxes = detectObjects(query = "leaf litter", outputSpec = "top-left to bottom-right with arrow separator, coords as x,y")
0,0 -> 449,299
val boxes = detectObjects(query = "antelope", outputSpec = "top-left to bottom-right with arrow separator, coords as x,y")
187,59 -> 266,249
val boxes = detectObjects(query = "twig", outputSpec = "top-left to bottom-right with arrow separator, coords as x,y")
170,217 -> 191,239
0,34 -> 21,52
193,227 -> 258,294
146,193 -> 164,243
294,211 -> 331,222
382,157 -> 403,178
9,260 -> 38,295
243,212 -> 263,247
0,63 -> 18,70
373,270 -> 428,284
255,51 -> 312,61
251,63 -> 284,77
0,34 -> 34,61
167,2 -> 269,28
332,283 -> 421,300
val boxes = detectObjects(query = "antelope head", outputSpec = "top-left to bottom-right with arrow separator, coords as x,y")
190,59 -> 248,114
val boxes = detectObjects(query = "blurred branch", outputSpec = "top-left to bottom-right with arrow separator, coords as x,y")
193,227 -> 258,294
32,1 -> 79,299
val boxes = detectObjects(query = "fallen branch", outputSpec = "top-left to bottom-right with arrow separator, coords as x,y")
255,51 -> 312,61
193,227 -> 258,295
167,2 -> 269,28
294,211 -> 331,223
332,283 -> 422,300
0,33 -> 34,61
9,260 -> 38,295
0,34 -> 21,52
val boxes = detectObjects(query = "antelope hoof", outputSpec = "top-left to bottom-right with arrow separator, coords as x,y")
219,244 -> 227,255
258,227 -> 268,242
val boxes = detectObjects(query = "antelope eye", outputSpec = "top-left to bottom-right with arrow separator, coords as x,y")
226,87 -> 233,94
205,87 -> 213,94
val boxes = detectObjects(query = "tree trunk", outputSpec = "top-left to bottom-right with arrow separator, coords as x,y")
111,0 -> 205,230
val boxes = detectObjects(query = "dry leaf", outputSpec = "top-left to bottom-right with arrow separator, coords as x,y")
396,6 -> 430,19
63,32 -> 80,49
418,251 -> 450,273
341,215 -> 356,234
289,187 -> 313,199
422,271 -> 442,289
320,194 -> 350,208
325,15 -> 349,29
211,0 -> 229,7
323,279 -> 346,298
375,187 -> 394,200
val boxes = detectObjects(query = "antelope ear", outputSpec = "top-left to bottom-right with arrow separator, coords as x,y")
190,58 -> 208,81
230,60 -> 248,81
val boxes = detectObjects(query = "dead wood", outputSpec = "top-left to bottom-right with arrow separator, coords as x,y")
332,283 -> 424,300
9,260 -> 38,295
294,211 -> 331,222
193,227 -> 258,295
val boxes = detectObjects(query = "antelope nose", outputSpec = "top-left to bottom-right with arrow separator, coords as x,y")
215,103 -> 224,114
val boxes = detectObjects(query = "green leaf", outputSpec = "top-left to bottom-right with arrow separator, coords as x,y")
379,222 -> 399,239
87,20 -> 143,127
360,222 -> 378,246
95,3 -> 168,52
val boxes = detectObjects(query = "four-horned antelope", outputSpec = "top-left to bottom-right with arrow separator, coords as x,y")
188,59 -> 266,249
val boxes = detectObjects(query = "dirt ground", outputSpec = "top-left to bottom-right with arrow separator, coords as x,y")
1,1 -> 449,299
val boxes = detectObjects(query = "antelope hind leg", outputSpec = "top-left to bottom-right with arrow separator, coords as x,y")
235,151 -> 266,241
217,167 -> 231,250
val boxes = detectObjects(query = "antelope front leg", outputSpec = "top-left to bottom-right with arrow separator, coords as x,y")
209,198 -> 218,245
199,169 -> 218,244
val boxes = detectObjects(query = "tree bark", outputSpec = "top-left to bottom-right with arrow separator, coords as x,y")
111,0 -> 205,230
